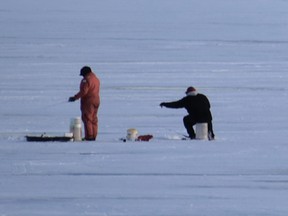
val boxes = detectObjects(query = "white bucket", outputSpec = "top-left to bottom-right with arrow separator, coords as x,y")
126,128 -> 138,141
70,117 -> 82,141
195,123 -> 208,140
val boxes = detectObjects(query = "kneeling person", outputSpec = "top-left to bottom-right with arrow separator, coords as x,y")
160,86 -> 215,140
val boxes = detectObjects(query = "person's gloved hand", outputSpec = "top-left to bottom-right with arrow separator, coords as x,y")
68,96 -> 76,102
160,102 -> 166,108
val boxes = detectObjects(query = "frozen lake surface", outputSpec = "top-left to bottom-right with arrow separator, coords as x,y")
1,0 -> 288,215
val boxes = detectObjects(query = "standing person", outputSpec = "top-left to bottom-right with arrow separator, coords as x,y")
68,66 -> 100,141
160,86 -> 215,140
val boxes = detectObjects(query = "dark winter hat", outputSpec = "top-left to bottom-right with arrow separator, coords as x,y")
185,86 -> 197,94
80,66 -> 92,76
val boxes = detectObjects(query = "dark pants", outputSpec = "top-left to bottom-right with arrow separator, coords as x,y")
183,115 -> 215,139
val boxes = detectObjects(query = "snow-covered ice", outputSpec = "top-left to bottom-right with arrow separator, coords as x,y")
1,0 -> 288,215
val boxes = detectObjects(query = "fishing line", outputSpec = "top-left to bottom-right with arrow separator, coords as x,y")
41,100 -> 70,110
25,99 -> 73,115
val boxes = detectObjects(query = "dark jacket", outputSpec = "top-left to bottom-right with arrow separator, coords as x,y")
162,94 -> 212,123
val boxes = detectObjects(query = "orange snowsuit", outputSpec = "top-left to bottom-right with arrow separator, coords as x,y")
74,72 -> 100,140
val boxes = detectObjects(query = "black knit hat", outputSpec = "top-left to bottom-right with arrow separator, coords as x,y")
185,86 -> 196,94
80,66 -> 92,76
